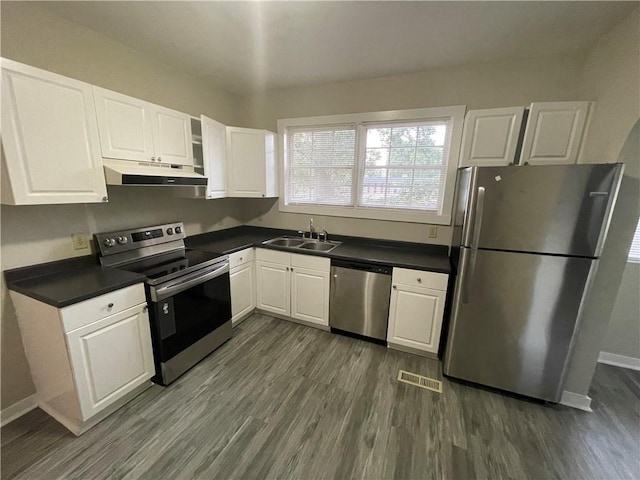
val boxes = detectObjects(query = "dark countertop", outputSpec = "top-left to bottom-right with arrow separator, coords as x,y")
5,256 -> 146,308
187,226 -> 451,274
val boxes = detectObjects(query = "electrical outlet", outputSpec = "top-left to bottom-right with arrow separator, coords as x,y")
71,233 -> 90,250
427,226 -> 438,239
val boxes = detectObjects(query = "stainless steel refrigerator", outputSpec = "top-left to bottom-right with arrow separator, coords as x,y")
443,163 -> 624,402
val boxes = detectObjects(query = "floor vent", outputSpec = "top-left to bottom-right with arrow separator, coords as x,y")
397,370 -> 443,393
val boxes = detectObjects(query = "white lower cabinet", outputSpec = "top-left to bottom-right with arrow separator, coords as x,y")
10,283 -> 154,435
255,249 -> 330,328
387,268 -> 448,356
229,248 -> 256,325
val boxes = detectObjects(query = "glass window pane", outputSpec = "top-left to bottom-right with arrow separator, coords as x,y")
418,125 -> 447,146
366,148 -> 389,166
390,147 -> 415,166
415,147 -> 444,166
391,126 -> 417,147
366,128 -> 391,148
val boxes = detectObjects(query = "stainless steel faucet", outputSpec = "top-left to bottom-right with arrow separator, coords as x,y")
309,218 -> 315,238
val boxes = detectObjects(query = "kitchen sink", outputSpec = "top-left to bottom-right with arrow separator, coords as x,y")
263,237 -> 307,248
298,242 -> 339,252
262,236 -> 341,253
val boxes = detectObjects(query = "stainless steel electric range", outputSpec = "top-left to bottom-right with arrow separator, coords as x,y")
95,222 -> 231,385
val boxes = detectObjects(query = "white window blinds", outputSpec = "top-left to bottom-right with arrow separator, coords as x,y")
628,218 -> 640,263
286,126 -> 356,206
359,120 -> 452,212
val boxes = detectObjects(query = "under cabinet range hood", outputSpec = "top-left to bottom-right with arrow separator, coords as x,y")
103,159 -> 207,186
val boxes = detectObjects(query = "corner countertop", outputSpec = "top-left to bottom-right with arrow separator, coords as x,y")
186,226 -> 451,274
4,256 -> 146,308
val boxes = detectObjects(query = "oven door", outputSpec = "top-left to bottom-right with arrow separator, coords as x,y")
147,260 -> 231,366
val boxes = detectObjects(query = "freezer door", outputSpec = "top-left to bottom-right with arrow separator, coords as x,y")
443,248 -> 596,402
463,163 -> 623,257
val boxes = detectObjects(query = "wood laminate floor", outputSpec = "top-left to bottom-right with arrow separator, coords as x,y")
2,314 -> 639,480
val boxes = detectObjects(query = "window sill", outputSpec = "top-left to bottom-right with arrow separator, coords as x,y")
278,202 -> 451,225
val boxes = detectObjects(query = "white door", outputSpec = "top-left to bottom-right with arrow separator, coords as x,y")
65,304 -> 154,420
1,59 -> 108,205
230,263 -> 255,325
202,115 -> 227,198
460,107 -> 525,167
290,267 -> 329,326
226,127 -> 266,197
152,106 -> 193,166
93,87 -> 155,162
256,260 -> 290,316
387,284 -> 445,354
519,101 -> 590,165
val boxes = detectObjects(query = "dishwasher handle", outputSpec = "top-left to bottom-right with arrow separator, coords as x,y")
331,259 -> 392,275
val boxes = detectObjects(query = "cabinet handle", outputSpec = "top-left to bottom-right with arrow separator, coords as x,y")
107,303 -> 114,309
417,278 -> 422,283
393,285 -> 397,290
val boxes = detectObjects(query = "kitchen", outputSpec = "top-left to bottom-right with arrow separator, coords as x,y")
1,1 -> 639,479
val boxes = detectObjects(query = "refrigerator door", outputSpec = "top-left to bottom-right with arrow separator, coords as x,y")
461,163 -> 623,257
443,247 -> 596,402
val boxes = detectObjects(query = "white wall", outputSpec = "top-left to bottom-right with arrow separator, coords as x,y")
602,262 -> 640,359
563,7 -> 640,397
241,54 -> 588,244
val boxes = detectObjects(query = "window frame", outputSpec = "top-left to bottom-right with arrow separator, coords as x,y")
277,106 -> 466,225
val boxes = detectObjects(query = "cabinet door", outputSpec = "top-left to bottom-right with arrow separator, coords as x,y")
230,263 -> 255,325
290,267 -> 329,327
459,107 -> 525,167
93,87 -> 155,162
1,59 -> 108,205
519,102 -> 590,165
256,260 -> 290,316
65,304 -> 154,420
152,106 -> 193,166
226,127 -> 266,197
387,284 -> 445,354
202,115 -> 227,198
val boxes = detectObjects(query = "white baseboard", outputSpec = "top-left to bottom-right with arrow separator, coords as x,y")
1,394 -> 37,427
560,391 -> 593,412
598,351 -> 640,371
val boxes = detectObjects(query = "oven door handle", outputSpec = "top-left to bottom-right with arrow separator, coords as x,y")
151,261 -> 229,301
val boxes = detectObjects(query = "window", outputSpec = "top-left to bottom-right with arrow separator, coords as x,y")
278,106 -> 465,224
628,218 -> 640,263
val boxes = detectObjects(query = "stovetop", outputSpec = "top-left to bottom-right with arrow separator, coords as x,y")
116,248 -> 227,285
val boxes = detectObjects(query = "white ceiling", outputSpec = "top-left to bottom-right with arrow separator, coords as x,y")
40,1 -> 636,95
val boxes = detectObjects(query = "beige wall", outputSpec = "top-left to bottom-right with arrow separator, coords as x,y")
563,7 -> 640,397
0,3 -> 249,409
602,262 -> 640,359
240,54 -> 589,244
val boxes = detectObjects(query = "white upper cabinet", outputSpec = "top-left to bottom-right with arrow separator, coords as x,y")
519,101 -> 590,166
93,87 -> 193,166
459,107 -> 525,167
1,58 -> 108,205
226,127 -> 278,198
201,115 -> 227,199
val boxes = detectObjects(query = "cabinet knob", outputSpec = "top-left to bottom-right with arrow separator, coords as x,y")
417,278 -> 422,283
102,196 -> 108,202
157,156 -> 162,162
333,274 -> 338,278
151,156 -> 156,161
240,257 -> 243,261
393,285 -> 397,290
143,305 -> 148,313
107,303 -> 114,309
261,194 -> 265,197
291,267 -> 294,271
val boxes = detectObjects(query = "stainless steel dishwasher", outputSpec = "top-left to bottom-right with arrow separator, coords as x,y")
329,259 -> 392,341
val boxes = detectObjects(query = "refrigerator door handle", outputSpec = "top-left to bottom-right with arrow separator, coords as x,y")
459,248 -> 472,303
471,186 -> 486,249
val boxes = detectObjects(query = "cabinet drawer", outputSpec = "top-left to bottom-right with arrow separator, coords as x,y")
61,283 -> 146,332
255,248 -> 290,265
291,253 -> 330,272
392,268 -> 448,291
229,248 -> 254,269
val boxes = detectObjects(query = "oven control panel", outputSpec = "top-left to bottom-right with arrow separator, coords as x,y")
95,222 -> 187,257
